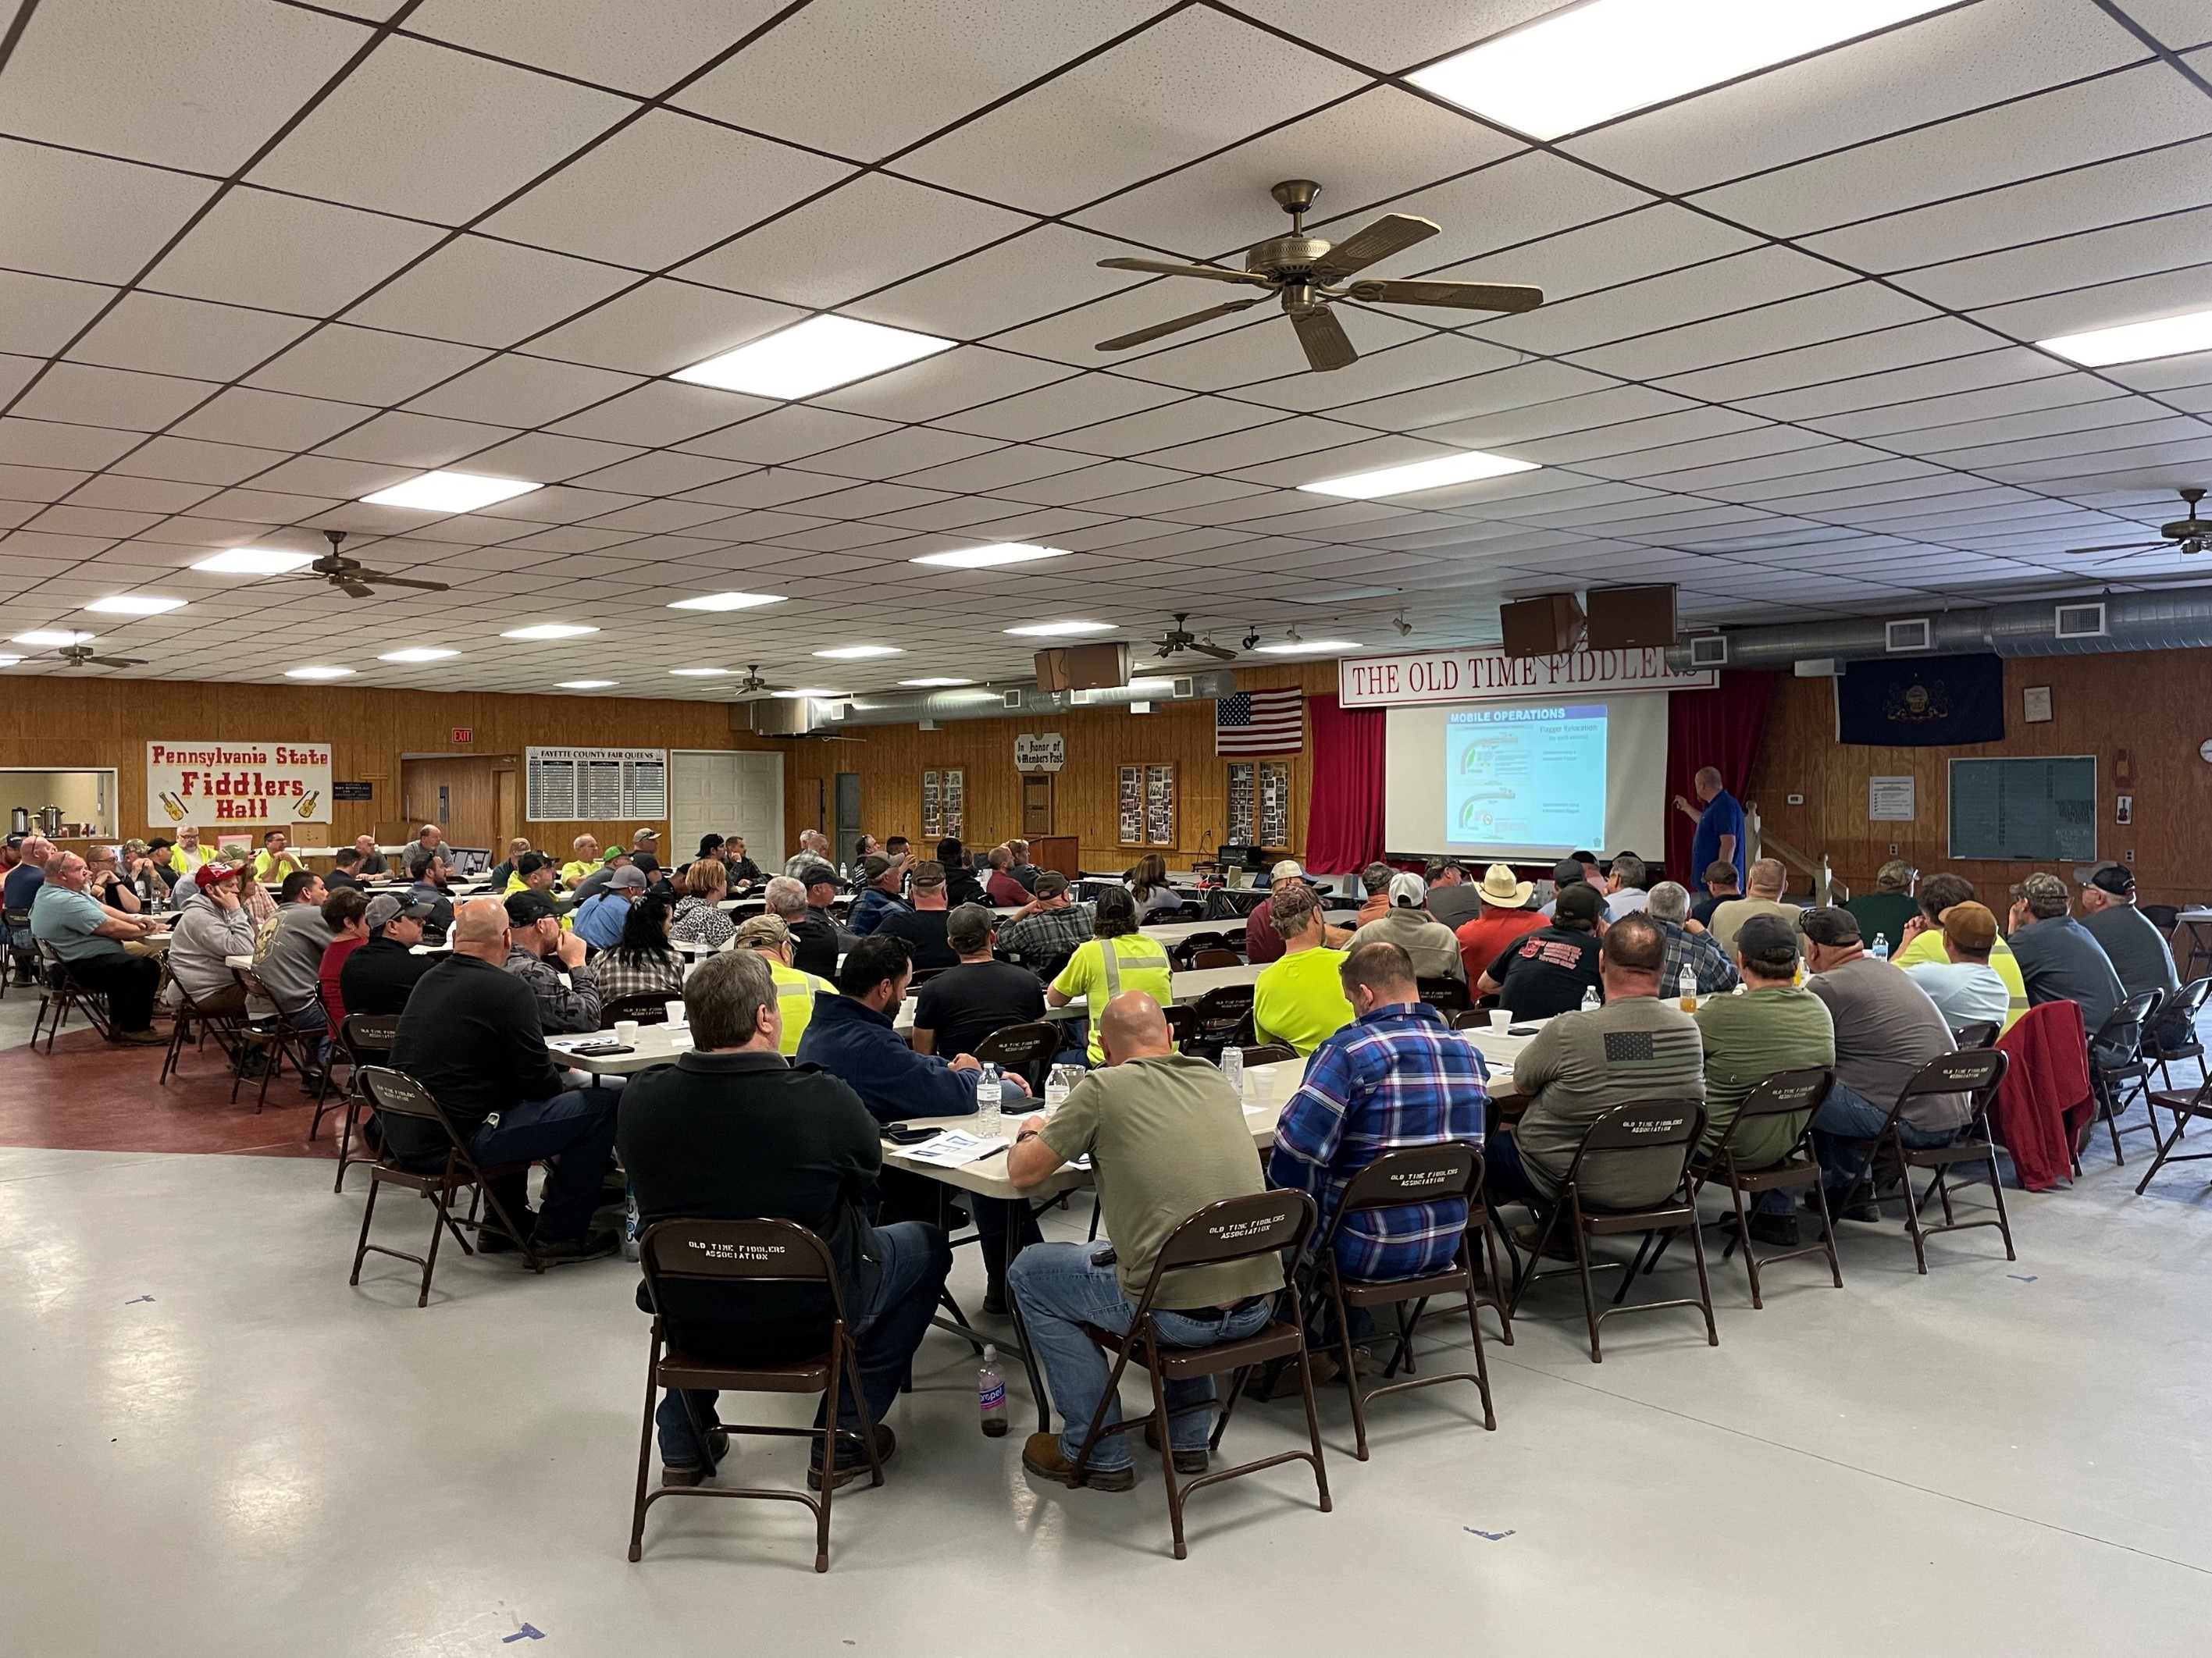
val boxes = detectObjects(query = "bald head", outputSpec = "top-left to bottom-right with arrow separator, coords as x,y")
450,897 -> 509,961
1097,991 -> 1174,1065
1746,857 -> 1786,899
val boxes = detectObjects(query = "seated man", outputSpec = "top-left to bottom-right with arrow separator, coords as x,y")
799,934 -> 1035,1310
875,860 -> 957,970
2078,860 -> 2187,1045
1454,864 -> 1544,984
1901,901 -> 2010,1032
30,851 -> 166,1043
1692,914 -> 1835,1246
387,898 -> 622,1260
325,847 -> 366,891
1845,859 -> 1921,957
914,904 -> 1045,1060
2007,871 -> 2125,1036
1270,942 -> 1488,1316
339,892 -> 439,1016
733,913 -> 833,1055
721,834 -> 762,888
1347,872 -> 1464,981
251,829 -> 308,887
1601,852 -> 1650,916
1893,872 -> 2028,1032
503,850 -> 560,898
1799,905 -> 1962,1215
996,871 -> 1093,976
1006,991 -> 1281,1491
1709,857 -> 1797,954
1423,860 -> 1483,931
1487,913 -> 1705,1234
983,845 -> 1030,909
164,862 -> 258,1019
1252,880 -> 1354,1055
351,834 -> 390,878
504,890 -> 600,1034
1006,839 -> 1043,894
1477,882 -> 1605,1020
1690,860 -> 1740,927
401,823 -> 454,887
319,886 -> 370,1026
1646,881 -> 1740,995
569,848 -> 633,905
1047,889 -> 1173,1066
572,863 -> 647,951
775,871 -> 842,980
559,834 -> 600,888
486,836 -> 535,889
782,827 -> 833,879
846,855 -> 910,938
251,870 -> 333,1045
618,951 -> 952,1489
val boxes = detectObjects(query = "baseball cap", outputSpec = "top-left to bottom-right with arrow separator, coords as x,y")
504,890 -> 561,927
632,827 -> 659,842
122,838 -> 150,856
1387,871 -> 1427,908
1703,860 -> 1740,886
601,848 -> 632,866
800,863 -> 839,890
1551,857 -> 1587,888
1799,905 -> 1861,947
194,861 -> 242,891
2011,871 -> 2069,904
1733,912 -> 1801,970
363,892 -> 436,929
2082,861 -> 2136,897
1940,900 -> 1998,954
1270,859 -> 1306,883
861,854 -> 894,883
608,865 -> 648,891
733,913 -> 791,951
1553,883 -> 1604,924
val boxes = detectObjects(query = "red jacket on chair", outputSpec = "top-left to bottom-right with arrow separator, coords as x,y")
1990,999 -> 2093,1191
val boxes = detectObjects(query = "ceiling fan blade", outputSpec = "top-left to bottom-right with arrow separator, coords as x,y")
1317,213 -> 1440,276
1095,297 -> 1265,352
339,581 -> 376,600
351,571 -> 451,592
1346,278 -> 1544,314
2066,540 -> 2168,555
89,655 -> 147,667
1291,305 -> 1359,372
1191,640 -> 1239,661
1097,256 -> 1273,288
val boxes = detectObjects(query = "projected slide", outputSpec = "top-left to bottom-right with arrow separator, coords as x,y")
1444,705 -> 1608,850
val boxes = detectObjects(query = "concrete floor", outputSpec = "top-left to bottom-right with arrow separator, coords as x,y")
4,1106 -> 2212,1658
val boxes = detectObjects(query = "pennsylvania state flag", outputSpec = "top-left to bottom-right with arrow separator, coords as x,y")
1837,653 -> 2004,747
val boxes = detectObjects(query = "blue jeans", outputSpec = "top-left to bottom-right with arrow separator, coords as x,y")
1009,1239 -> 1274,1472
1811,1081 -> 1957,1190
656,1219 -> 951,1465
468,1087 -> 620,1240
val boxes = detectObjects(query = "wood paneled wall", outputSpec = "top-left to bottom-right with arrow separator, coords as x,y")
1747,646 -> 2212,908
0,678 -> 779,856
782,663 -> 1337,871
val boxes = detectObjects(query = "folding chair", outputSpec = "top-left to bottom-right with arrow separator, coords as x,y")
159,979 -> 248,1085
1311,1144 -> 1501,1460
1167,933 -> 1227,970
1191,948 -> 1244,970
1950,1020 -> 2000,1051
1507,1100 -> 1718,1364
2132,1072 -> 2212,1197
229,966 -> 324,1112
32,940 -> 111,1052
2148,976 -> 2211,1091
1829,1048 -> 2013,1274
628,1219 -> 883,1574
601,991 -> 673,1026
324,1012 -> 399,1190
1239,1042 -> 1296,1066
1069,1190 -> 1330,1560
2087,990 -> 2164,1165
1416,977 -> 1469,1015
2,905 -> 35,992
1182,984 -> 1254,1063
973,1019 -> 1060,1094
1672,1069 -> 1840,1310
348,1066 -> 543,1306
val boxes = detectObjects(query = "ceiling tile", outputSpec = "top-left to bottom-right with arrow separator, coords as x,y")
404,354 -> 643,427
10,362 -> 210,431
0,271 -> 119,358
0,138 -> 212,284
549,380 -> 772,447
344,234 -> 639,349
68,293 -> 313,382
408,0 -> 785,96
244,324 -> 492,405
169,386 -> 371,450
525,279 -> 802,375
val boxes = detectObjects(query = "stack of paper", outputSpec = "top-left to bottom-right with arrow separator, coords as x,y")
896,1130 -> 1010,1168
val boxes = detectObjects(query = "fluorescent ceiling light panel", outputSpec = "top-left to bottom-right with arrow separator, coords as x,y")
675,315 -> 955,400
775,688 -> 843,699
668,590 -> 785,612
899,677 -> 975,688
2041,307 -> 2212,367
814,645 -> 902,660
1005,621 -> 1114,637
501,623 -> 599,640
1301,450 -> 1537,500
361,470 -> 541,512
284,665 -> 354,680
1256,639 -> 1362,654
378,647 -> 459,663
669,667 -> 732,677
191,548 -> 317,575
1409,0 -> 1954,140
910,543 -> 1071,570
86,595 -> 186,616
557,679 -> 618,689
0,656 -> 20,667
12,630 -> 92,646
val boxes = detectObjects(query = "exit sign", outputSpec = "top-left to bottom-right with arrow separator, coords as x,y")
451,728 -> 472,743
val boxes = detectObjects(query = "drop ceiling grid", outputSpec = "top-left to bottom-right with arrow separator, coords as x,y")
0,0 -> 2204,691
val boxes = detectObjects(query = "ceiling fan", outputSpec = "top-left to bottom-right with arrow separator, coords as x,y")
2068,487 -> 2209,562
283,529 -> 453,600
1095,179 -> 1543,372
1151,614 -> 1238,663
730,664 -> 780,703
45,642 -> 148,669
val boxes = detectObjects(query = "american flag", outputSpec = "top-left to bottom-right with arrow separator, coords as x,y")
1216,688 -> 1304,755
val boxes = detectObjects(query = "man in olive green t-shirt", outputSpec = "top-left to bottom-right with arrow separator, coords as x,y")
1007,992 -> 1281,1491
1709,856 -> 1799,955
1694,913 -> 1836,1247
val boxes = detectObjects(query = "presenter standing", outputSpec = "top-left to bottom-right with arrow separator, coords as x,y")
1674,766 -> 1744,889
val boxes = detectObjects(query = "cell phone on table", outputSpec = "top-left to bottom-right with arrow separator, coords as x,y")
570,1041 -> 633,1057
1507,1025 -> 1538,1037
884,1126 -> 942,1144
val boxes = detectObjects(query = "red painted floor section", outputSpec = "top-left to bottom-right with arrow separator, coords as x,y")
0,1019 -> 340,1158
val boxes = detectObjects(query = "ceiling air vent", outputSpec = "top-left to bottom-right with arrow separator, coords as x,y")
1172,676 -> 1195,699
1885,617 -> 1932,653
1003,689 -> 1024,710
2053,601 -> 2107,640
1688,634 -> 1729,669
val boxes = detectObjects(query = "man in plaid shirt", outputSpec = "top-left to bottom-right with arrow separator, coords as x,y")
998,871 -> 1095,973
1648,881 -> 1740,995
1270,941 -> 1489,1283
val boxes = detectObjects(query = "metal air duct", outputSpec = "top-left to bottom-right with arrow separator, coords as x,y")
750,668 -> 1239,730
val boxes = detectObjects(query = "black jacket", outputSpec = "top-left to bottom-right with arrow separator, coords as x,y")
789,908 -> 841,980
387,953 -> 563,1151
340,935 -> 438,1017
874,906 -> 957,970
619,1049 -> 883,1350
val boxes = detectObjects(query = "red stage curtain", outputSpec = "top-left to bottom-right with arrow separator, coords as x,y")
1305,692 -> 1385,873
1665,670 -> 1780,884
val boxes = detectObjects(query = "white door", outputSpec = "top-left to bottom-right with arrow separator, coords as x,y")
671,749 -> 783,870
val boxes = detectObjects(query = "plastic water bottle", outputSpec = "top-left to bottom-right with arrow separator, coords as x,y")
1043,1063 -> 1078,1116
1580,984 -> 1601,1013
1678,967 -> 1698,1012
622,1187 -> 641,1262
1871,932 -> 1890,962
979,1343 -> 1008,1437
975,1062 -> 1003,1135
1220,1042 -> 1245,1097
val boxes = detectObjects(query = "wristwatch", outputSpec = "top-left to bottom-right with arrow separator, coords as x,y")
1015,1128 -> 1041,1145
